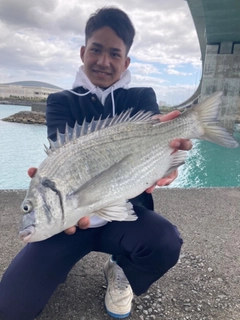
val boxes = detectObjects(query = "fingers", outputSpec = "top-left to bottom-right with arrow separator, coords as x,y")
156,170 -> 178,187
78,217 -> 90,229
152,110 -> 181,122
145,184 -> 156,194
28,167 -> 37,178
145,170 -> 179,193
64,226 -> 77,235
170,139 -> 193,151
64,217 -> 90,235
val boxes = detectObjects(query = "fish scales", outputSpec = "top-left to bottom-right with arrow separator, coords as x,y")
19,92 -> 239,242
40,121 -> 163,189
41,127 -> 166,197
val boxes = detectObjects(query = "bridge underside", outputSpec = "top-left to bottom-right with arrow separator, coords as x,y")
202,0 -> 240,44
184,0 -> 240,131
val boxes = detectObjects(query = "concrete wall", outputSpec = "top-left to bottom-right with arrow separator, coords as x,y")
201,42 -> 240,132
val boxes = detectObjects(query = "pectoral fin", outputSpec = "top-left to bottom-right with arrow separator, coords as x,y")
162,150 -> 187,178
94,200 -> 137,222
71,199 -> 137,222
66,154 -> 132,207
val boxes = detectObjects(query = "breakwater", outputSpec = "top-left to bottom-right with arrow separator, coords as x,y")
2,110 -> 45,125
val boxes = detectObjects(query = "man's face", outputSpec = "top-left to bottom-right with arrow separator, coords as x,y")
80,26 -> 130,88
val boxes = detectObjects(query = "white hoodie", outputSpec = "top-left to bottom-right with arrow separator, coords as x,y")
71,65 -> 131,116
71,66 -> 131,228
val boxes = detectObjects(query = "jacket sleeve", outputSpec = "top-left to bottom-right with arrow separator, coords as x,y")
130,87 -> 160,115
46,91 -> 75,141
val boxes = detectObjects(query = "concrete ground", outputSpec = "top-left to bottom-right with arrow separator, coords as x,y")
0,188 -> 240,320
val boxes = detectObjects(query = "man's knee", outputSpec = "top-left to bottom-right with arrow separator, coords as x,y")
137,218 -> 183,270
154,221 -> 183,270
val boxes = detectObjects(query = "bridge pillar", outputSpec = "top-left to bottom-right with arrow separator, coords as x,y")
200,42 -> 240,131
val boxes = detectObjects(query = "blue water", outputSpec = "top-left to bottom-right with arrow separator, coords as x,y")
0,105 -> 48,189
0,104 -> 240,189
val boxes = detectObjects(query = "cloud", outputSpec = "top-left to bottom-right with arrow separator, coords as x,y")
130,62 -> 162,75
165,65 -> 192,76
0,0 -> 58,29
0,0 -> 202,104
130,74 -> 198,106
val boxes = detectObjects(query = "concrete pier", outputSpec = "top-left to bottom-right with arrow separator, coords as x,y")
201,43 -> 240,132
0,188 -> 239,320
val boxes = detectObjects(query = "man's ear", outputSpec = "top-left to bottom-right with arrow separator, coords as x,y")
125,56 -> 131,70
80,46 -> 86,63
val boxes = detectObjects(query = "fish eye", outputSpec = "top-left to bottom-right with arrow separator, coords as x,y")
21,201 -> 33,213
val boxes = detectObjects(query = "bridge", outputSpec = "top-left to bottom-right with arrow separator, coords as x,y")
180,0 -> 240,130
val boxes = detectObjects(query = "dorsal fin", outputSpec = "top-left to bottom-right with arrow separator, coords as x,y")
45,109 -> 157,155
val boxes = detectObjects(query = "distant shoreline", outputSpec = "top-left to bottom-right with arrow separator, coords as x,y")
0,99 -> 33,106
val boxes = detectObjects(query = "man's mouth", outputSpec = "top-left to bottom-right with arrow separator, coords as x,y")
93,70 -> 111,76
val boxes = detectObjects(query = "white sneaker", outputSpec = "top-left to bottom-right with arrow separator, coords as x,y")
103,257 -> 133,319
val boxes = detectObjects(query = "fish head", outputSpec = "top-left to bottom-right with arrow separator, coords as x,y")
19,175 -> 63,242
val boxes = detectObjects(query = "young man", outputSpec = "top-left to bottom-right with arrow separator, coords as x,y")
0,7 -> 192,320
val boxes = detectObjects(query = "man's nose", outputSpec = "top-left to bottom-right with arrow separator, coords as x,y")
97,53 -> 110,67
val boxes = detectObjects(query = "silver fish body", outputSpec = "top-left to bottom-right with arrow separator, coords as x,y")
19,92 -> 239,242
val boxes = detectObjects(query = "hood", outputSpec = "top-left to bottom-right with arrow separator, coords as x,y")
71,66 -> 131,114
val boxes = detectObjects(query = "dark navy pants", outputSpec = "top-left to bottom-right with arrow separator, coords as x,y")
0,206 -> 183,320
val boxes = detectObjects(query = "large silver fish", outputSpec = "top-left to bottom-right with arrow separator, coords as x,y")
19,92 -> 239,242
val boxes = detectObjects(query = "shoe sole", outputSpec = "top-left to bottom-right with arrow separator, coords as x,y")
105,308 -> 131,319
103,266 -> 131,319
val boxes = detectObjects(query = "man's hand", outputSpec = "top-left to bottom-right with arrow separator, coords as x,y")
27,167 -> 90,234
64,217 -> 90,235
28,167 -> 37,178
145,111 -> 193,193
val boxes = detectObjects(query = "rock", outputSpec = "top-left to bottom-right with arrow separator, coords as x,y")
2,111 -> 46,125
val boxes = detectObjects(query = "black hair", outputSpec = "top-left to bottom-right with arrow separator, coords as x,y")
85,7 -> 135,54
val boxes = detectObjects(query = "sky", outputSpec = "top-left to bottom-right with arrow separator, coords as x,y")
0,0 -> 202,105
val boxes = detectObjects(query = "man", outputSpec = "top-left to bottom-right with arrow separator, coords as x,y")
0,7 -> 192,320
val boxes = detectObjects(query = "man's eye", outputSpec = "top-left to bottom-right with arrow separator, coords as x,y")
112,53 -> 120,58
91,48 -> 100,53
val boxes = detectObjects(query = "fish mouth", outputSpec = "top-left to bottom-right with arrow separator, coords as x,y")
19,225 -> 35,243
19,210 -> 36,242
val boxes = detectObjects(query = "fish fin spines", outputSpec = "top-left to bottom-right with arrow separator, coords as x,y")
80,118 -> 87,136
72,122 -> 81,140
44,144 -> 51,155
46,110 -> 157,153
94,114 -> 102,131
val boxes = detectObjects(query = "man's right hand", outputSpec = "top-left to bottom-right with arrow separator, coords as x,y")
27,167 -> 90,234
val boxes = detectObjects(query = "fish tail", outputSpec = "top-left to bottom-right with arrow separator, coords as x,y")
193,92 -> 239,148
